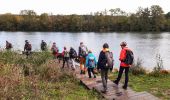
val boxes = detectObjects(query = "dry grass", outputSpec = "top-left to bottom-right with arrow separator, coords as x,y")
0,51 -> 100,100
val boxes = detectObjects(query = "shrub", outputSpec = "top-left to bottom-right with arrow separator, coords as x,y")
130,58 -> 146,75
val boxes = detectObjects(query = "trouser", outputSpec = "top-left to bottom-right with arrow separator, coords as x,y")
115,66 -> 129,87
80,57 -> 86,73
62,57 -> 69,68
87,68 -> 96,78
101,68 -> 109,91
57,53 -> 63,63
70,58 -> 76,69
26,50 -> 31,58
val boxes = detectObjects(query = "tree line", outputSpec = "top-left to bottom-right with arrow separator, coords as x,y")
0,5 -> 170,32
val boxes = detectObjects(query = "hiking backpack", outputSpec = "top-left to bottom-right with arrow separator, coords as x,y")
70,49 -> 77,58
9,43 -> 12,48
105,51 -> 114,68
124,50 -> 134,65
64,50 -> 70,58
27,44 -> 32,50
81,46 -> 87,57
52,47 -> 58,54
88,56 -> 95,67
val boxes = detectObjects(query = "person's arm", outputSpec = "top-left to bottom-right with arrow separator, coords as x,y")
78,47 -> 81,57
97,52 -> 102,70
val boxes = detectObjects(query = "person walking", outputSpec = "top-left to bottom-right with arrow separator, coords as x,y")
6,41 -> 13,50
97,43 -> 114,93
69,47 -> 77,70
51,42 -> 58,59
41,40 -> 47,51
62,47 -> 70,68
86,50 -> 97,78
113,41 -> 134,90
24,40 -> 32,58
78,42 -> 88,74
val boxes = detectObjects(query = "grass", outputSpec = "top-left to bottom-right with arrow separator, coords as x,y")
0,51 -> 101,100
109,72 -> 170,100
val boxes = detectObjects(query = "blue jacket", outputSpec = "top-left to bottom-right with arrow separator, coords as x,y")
86,53 -> 97,68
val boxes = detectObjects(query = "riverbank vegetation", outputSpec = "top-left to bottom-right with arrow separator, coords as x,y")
110,56 -> 170,100
0,5 -> 170,32
0,51 -> 100,99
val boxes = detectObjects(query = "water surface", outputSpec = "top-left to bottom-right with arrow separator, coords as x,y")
0,32 -> 170,70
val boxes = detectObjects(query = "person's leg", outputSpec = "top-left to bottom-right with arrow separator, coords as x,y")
62,58 -> 66,68
124,67 -> 129,89
72,58 -> 76,69
114,66 -> 124,84
101,69 -> 107,92
83,58 -> 86,74
66,58 -> 69,68
105,68 -> 109,87
91,68 -> 96,78
80,57 -> 84,74
88,68 -> 92,78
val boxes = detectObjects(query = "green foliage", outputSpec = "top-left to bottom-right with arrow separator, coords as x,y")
130,58 -> 146,75
0,5 -> 169,32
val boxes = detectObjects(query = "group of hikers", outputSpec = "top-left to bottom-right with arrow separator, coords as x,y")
3,40 -> 134,93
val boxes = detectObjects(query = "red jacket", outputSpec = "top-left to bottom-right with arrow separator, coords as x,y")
119,47 -> 131,67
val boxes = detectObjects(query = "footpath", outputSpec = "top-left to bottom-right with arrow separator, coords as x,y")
74,64 -> 160,100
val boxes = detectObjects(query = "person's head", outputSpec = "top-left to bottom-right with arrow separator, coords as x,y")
103,43 -> 109,49
42,40 -> 44,42
88,50 -> 92,54
6,41 -> 8,43
53,42 -> 56,45
120,41 -> 127,49
80,42 -> 83,46
25,40 -> 28,43
64,46 -> 67,50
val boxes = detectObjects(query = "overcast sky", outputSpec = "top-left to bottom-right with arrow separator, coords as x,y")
0,0 -> 170,15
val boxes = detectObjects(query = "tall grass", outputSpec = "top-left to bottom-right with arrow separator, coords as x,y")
0,51 -> 99,99
149,54 -> 169,77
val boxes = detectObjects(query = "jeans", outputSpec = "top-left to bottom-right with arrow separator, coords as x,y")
115,66 -> 129,87
101,68 -> 109,91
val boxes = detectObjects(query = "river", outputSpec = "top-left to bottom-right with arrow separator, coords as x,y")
0,32 -> 170,70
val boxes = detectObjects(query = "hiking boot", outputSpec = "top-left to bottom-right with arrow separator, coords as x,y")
113,80 -> 118,85
101,89 -> 108,93
89,76 -> 92,78
94,76 -> 96,78
122,86 -> 127,90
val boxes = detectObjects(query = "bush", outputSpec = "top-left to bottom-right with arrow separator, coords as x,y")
149,54 -> 169,77
130,58 -> 146,75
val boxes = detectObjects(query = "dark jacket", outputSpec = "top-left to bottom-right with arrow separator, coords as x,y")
69,48 -> 77,59
97,48 -> 109,69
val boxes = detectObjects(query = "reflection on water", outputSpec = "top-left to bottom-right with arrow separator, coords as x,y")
0,32 -> 170,70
